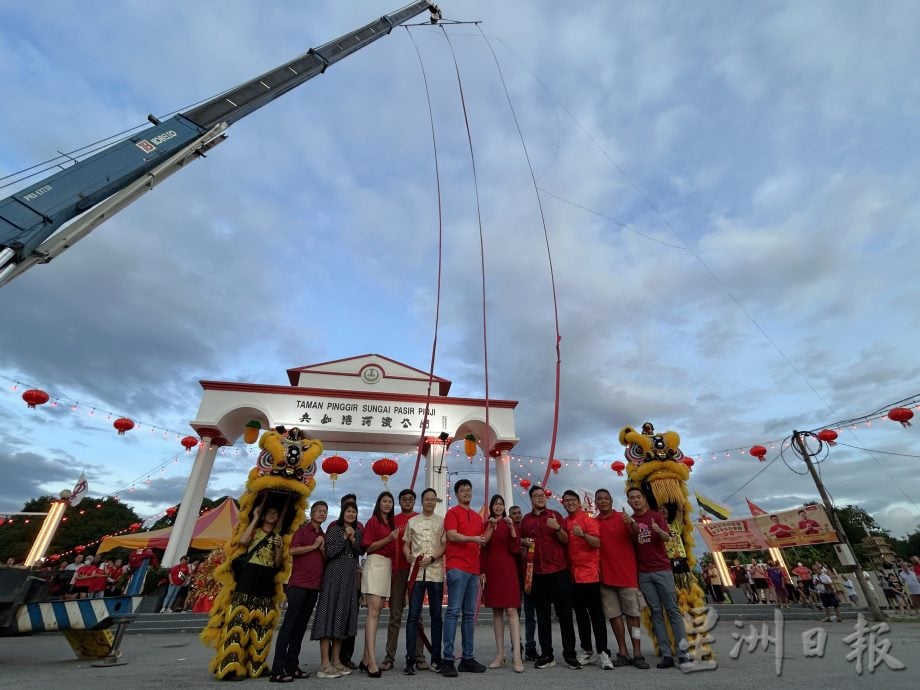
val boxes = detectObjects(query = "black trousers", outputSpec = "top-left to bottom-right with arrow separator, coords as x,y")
572,581 -> 608,655
271,586 -> 319,675
532,569 -> 576,660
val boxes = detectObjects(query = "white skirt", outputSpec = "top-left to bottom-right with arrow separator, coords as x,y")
361,553 -> 392,597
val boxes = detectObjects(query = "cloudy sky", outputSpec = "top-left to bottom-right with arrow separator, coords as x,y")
1,1 -> 919,540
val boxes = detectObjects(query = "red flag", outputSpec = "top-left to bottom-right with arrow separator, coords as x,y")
746,497 -> 767,516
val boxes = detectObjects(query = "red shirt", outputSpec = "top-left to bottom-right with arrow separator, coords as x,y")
631,509 -> 671,573
362,515 -> 397,561
288,522 -> 325,589
520,509 -> 568,575
563,510 -> 600,583
596,510 -> 638,588
444,505 -> 484,574
169,562 -> 190,586
393,511 -> 417,571
77,564 -> 107,592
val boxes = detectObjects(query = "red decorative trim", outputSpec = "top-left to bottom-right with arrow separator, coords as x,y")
492,441 -> 516,454
286,353 -> 451,394
425,436 -> 453,445
198,380 -> 517,408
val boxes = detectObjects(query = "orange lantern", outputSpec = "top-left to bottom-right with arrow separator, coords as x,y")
372,457 -> 398,486
243,420 -> 262,444
749,445 -> 767,462
816,429 -> 838,446
519,478 -> 531,490
113,417 -> 135,435
181,436 -> 199,452
611,460 -> 626,476
463,433 -> 478,459
322,455 -> 349,488
888,407 -> 914,427
549,459 -> 562,474
22,388 -> 50,409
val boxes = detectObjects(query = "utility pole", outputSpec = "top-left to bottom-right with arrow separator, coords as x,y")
792,430 -> 885,621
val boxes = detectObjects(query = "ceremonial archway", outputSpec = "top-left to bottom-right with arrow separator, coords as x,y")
162,354 -> 518,565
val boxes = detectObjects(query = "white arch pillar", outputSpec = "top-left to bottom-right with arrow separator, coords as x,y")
425,438 -> 449,517
493,445 -> 514,512
163,437 -> 218,567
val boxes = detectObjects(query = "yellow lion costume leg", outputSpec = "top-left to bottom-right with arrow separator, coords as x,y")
200,428 -> 321,680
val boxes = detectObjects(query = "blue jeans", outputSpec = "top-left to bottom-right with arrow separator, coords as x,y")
638,570 -> 687,658
406,580 -> 443,664
162,583 -> 182,610
442,569 -> 479,661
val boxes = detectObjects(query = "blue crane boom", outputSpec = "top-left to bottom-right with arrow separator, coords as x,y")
0,1 -> 440,286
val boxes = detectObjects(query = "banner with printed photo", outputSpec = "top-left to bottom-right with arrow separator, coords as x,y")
753,504 -> 837,547
696,517 -> 770,552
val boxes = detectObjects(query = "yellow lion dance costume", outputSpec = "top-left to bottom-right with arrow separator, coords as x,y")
619,423 -> 711,660
201,427 -> 322,680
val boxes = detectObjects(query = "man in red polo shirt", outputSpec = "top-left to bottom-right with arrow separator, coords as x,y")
382,489 -> 426,671
440,479 -> 488,677
594,488 -> 649,669
520,485 -> 580,670
75,555 -> 107,599
269,501 -> 328,681
627,488 -> 688,669
561,489 -> 612,670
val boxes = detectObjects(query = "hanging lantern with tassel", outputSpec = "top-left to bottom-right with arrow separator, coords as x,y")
372,457 -> 398,486
322,455 -> 349,489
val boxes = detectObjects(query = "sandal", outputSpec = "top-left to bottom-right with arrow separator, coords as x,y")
290,669 -> 309,679
379,659 -> 394,671
269,673 -> 294,683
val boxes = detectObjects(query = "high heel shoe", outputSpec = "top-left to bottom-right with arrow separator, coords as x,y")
513,658 -> 524,673
367,669 -> 382,678
358,662 -> 369,674
488,657 -> 506,669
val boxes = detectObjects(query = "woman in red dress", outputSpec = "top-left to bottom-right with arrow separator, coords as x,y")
481,494 -> 523,673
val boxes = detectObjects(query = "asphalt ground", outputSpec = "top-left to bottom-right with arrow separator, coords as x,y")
0,617 -> 917,689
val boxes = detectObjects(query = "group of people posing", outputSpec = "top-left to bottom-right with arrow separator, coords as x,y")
265,480 -> 692,682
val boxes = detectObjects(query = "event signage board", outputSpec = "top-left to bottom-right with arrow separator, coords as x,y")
696,504 -> 838,552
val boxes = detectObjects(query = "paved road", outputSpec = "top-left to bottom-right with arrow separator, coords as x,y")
0,617 -> 916,688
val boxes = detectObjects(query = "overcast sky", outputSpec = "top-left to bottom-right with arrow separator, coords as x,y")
1,1 -> 919,540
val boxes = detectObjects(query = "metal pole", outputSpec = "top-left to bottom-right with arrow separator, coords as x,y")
792,430 -> 884,621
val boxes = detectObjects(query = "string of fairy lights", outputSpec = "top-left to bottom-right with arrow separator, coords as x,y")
4,374 -> 919,519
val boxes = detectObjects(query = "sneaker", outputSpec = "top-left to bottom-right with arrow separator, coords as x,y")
524,647 -> 539,662
317,667 -> 342,678
632,655 -> 650,670
457,658 -> 487,673
656,656 -> 675,669
440,660 -> 458,678
576,650 -> 596,666
612,653 -> 632,667
534,655 -> 556,669
563,657 -> 583,670
429,659 -> 442,674
599,651 -> 614,670
402,662 -> 416,676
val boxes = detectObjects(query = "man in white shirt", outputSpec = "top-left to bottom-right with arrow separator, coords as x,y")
898,562 -> 920,614
403,488 -> 446,675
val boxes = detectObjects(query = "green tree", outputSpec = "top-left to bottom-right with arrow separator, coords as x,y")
0,495 -> 139,563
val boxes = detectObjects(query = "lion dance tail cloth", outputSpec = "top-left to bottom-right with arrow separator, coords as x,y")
619,424 -> 713,662
200,428 -> 322,680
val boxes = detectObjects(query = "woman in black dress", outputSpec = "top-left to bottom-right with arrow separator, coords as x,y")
311,501 -> 363,678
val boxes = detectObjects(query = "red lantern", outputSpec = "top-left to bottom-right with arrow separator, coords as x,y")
181,436 -> 199,452
888,407 -> 914,428
519,478 -> 531,490
22,388 -> 50,409
549,459 -> 562,474
611,461 -> 626,476
682,457 -> 695,469
74,545 -> 86,554
322,455 -> 349,488
129,522 -> 142,532
113,417 -> 135,435
372,458 -> 398,486
48,554 -> 61,562
544,488 -> 553,498
165,506 -> 178,517
817,429 -> 838,446
749,445 -> 767,462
